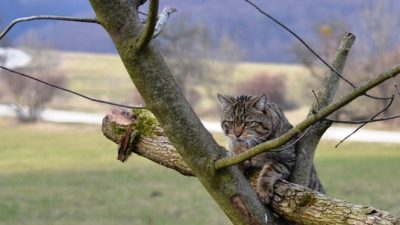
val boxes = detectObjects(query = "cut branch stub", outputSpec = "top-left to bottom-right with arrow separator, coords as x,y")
102,109 -> 192,176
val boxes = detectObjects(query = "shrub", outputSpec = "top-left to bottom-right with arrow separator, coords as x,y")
235,72 -> 295,109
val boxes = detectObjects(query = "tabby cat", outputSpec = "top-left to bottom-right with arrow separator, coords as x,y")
217,93 -> 324,204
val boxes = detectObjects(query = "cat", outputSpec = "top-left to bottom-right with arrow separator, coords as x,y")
217,93 -> 324,204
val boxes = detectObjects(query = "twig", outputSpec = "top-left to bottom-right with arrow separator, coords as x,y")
244,0 -> 391,101
152,6 -> 177,39
272,126 -> 312,153
311,90 -> 320,110
325,115 -> 400,124
334,95 -> 395,148
138,11 -> 148,16
133,0 -> 159,52
0,65 -> 145,109
214,64 -> 400,170
395,83 -> 400,98
0,16 -> 99,41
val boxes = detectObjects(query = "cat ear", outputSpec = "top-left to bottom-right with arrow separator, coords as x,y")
217,93 -> 235,109
251,94 -> 269,111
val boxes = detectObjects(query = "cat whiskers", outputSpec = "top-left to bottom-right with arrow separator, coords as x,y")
247,137 -> 265,148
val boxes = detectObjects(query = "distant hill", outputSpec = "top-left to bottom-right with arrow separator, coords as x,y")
1,0 -> 399,62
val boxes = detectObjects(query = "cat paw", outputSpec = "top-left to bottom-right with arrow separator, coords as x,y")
257,188 -> 272,205
243,160 -> 252,169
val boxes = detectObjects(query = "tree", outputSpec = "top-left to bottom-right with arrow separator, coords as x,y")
292,1 -> 400,122
87,1 -> 400,224
2,1 -> 400,224
1,31 -> 65,122
160,15 -> 241,113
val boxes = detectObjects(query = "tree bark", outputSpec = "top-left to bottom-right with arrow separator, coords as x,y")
89,1 -> 275,224
291,33 -> 355,187
102,110 -> 400,225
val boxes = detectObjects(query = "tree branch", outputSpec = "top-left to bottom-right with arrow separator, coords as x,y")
324,115 -> 400,124
152,6 -> 177,39
90,1 -> 273,224
290,33 -> 355,186
0,15 -> 99,41
244,0 -> 391,101
133,0 -> 159,52
214,63 -> 400,170
102,110 -> 400,225
335,95 -> 395,148
0,65 -> 145,109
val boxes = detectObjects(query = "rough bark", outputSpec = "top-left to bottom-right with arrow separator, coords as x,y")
89,0 -> 274,224
291,33 -> 355,186
102,110 -> 400,225
88,1 -> 400,224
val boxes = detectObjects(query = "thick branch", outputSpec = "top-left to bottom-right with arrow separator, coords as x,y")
0,16 -> 99,41
102,110 -> 400,225
90,1 -> 273,224
291,33 -> 355,186
214,63 -> 400,170
133,0 -> 159,52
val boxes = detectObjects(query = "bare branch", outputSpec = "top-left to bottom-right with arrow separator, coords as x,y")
395,84 -> 400,98
133,0 -> 159,52
90,1 -> 273,223
335,95 -> 395,148
325,115 -> 400,124
311,89 -> 320,111
0,15 -> 99,41
290,33 -> 355,186
215,64 -> 400,170
244,0 -> 391,101
243,0 -> 354,88
152,6 -> 177,39
0,65 -> 145,109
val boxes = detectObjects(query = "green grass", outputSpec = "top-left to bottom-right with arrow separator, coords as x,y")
315,142 -> 400,214
0,121 -> 399,225
0,121 -> 230,225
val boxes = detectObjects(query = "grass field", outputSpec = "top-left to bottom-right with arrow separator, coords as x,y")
1,120 -> 400,225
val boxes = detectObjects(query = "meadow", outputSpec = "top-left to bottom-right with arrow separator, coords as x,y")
0,119 -> 399,225
49,52 -> 314,115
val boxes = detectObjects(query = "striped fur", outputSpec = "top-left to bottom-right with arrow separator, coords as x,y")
218,93 -> 324,204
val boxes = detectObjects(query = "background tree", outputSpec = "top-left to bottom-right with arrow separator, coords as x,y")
160,15 -> 242,115
1,31 -> 65,122
292,1 -> 400,122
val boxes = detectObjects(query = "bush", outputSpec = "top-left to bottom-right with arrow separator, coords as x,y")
2,68 -> 65,122
235,73 -> 295,109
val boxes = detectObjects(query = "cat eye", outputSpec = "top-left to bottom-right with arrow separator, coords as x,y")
223,121 -> 234,126
244,121 -> 258,127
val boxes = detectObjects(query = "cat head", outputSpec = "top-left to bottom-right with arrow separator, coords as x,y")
217,93 -> 275,146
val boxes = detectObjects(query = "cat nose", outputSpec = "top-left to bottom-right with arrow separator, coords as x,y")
233,124 -> 244,138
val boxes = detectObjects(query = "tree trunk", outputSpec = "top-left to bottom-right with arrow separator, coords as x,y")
89,1 -> 275,224
102,109 -> 400,225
